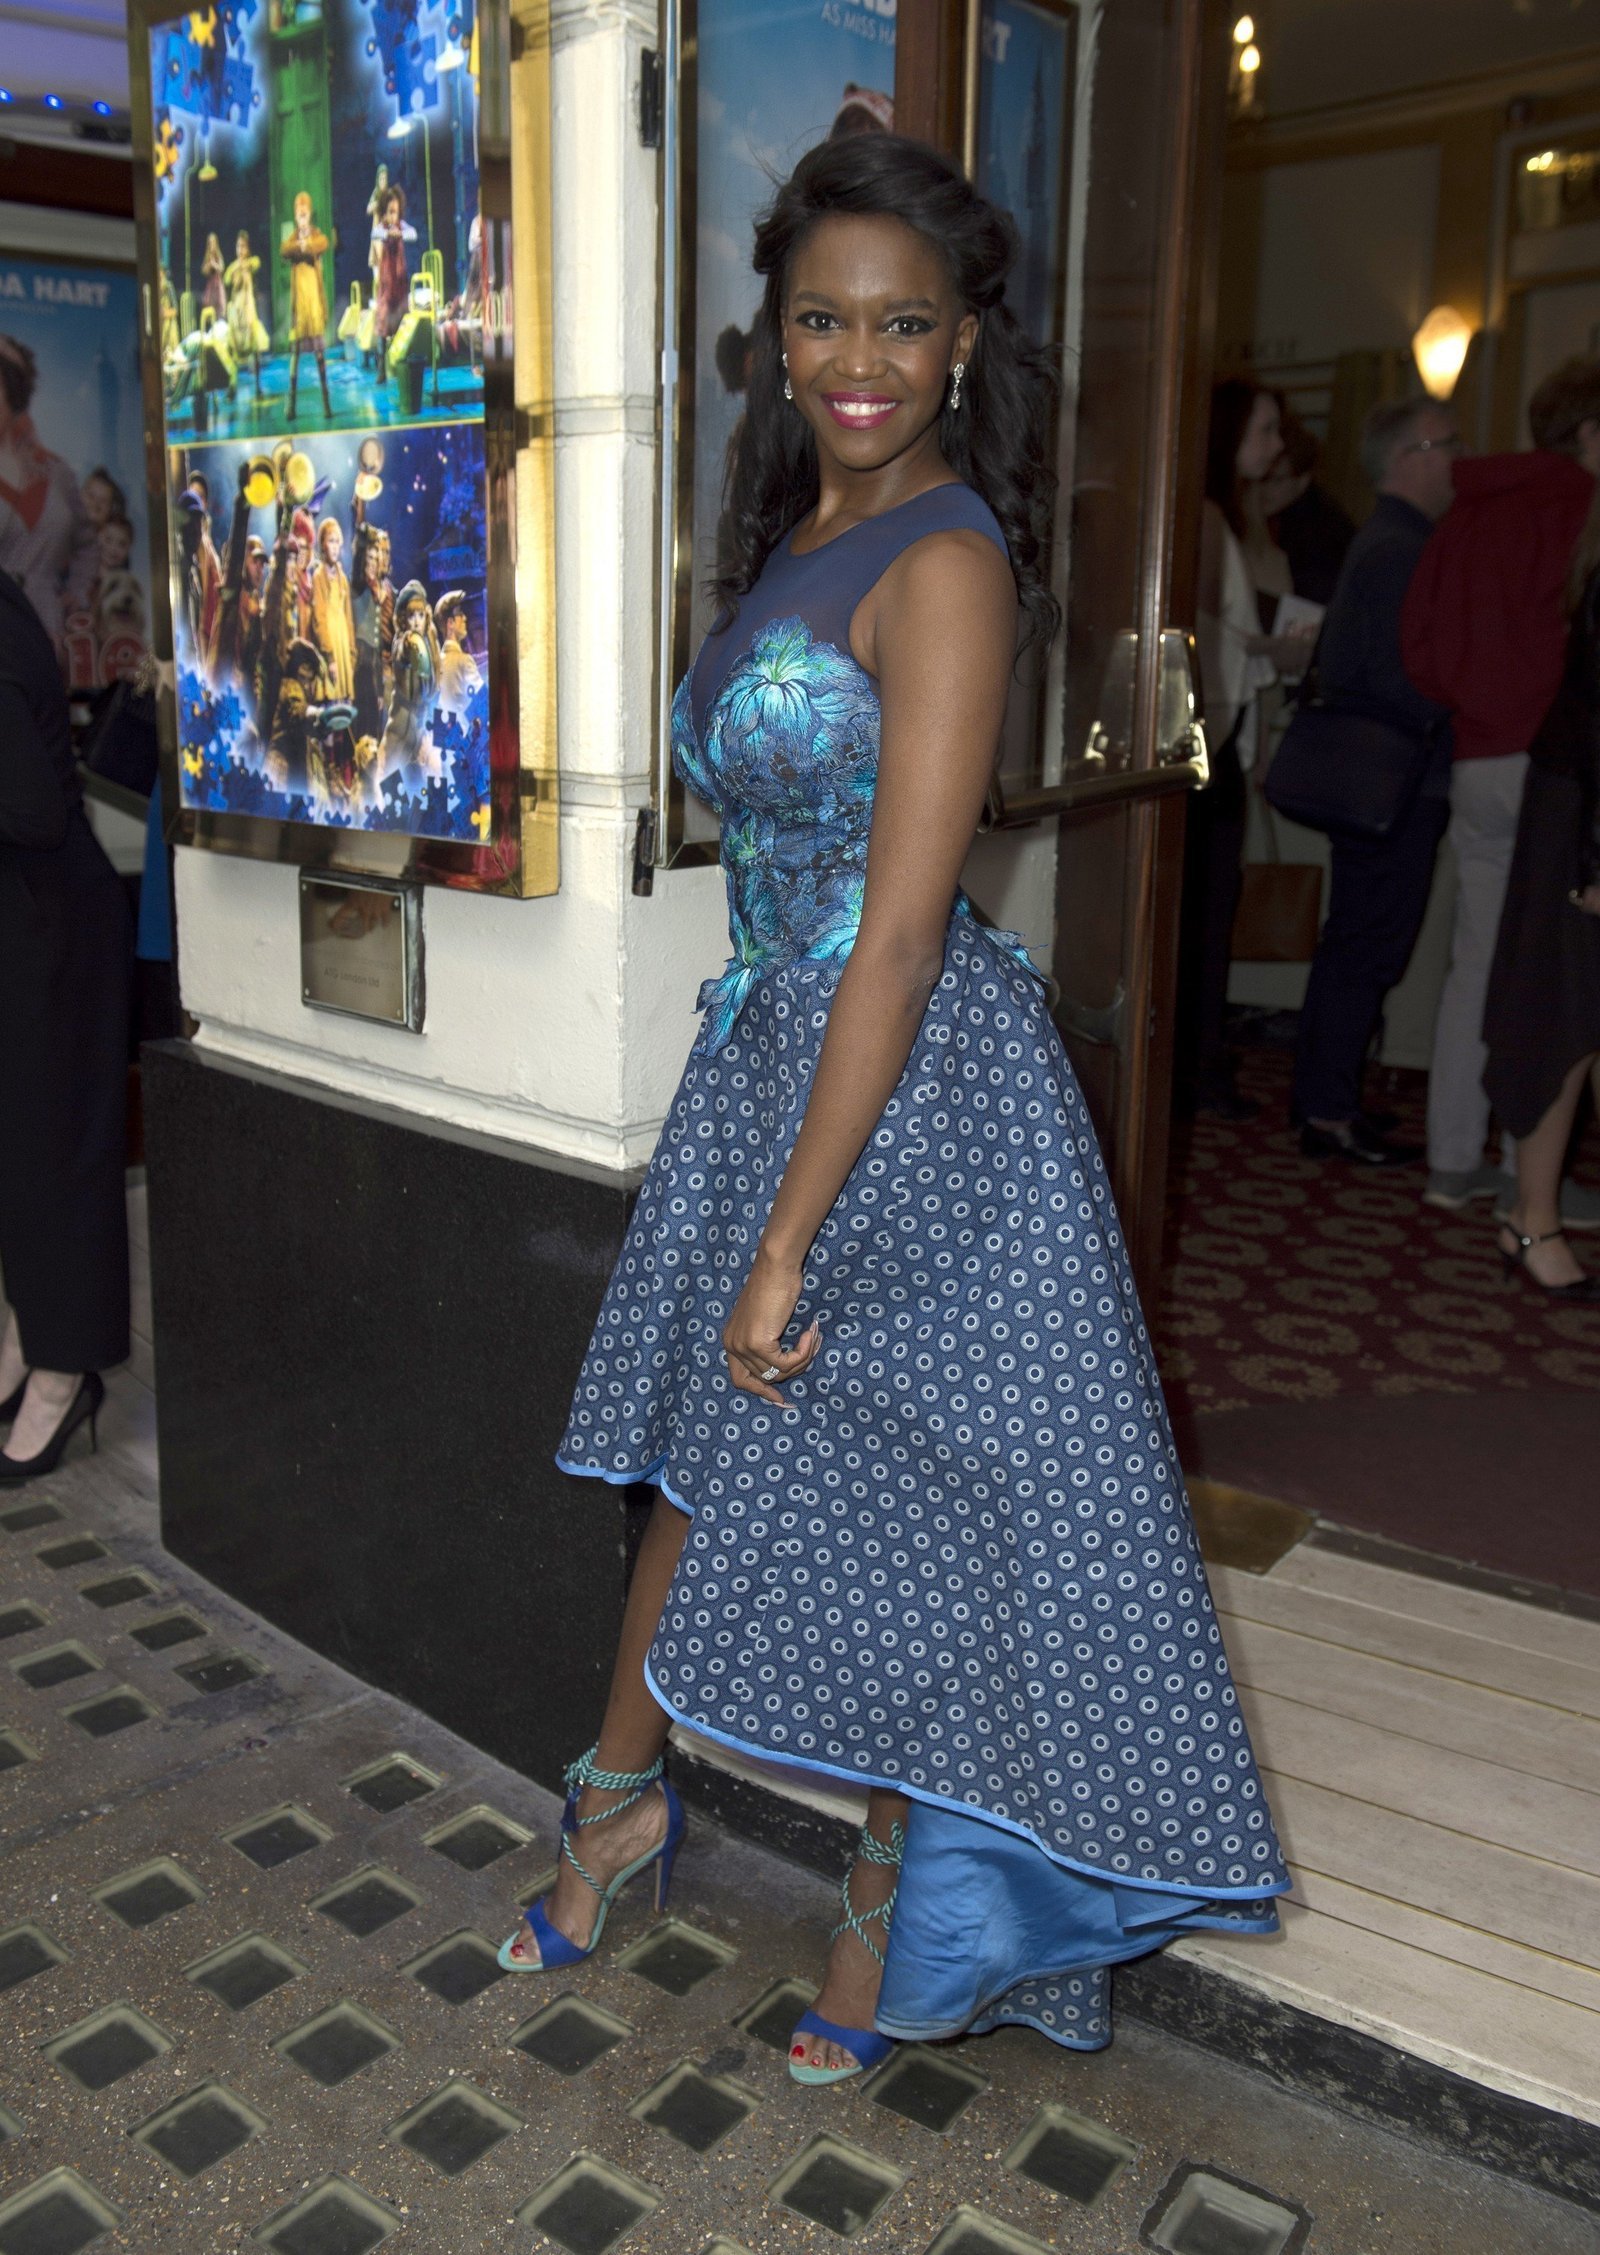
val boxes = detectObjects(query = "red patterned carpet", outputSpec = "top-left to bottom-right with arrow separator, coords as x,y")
1157,1046 -> 1600,1598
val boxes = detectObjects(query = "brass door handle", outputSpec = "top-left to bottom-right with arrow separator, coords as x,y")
987,759 -> 1205,826
985,628 -> 1209,829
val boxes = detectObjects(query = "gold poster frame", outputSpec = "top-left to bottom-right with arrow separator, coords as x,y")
127,0 -> 557,897
652,0 -> 717,870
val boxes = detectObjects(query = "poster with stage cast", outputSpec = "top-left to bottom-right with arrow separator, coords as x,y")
170,424 -> 489,840
147,0 -> 483,440
0,252 -> 152,687
145,0 -> 495,843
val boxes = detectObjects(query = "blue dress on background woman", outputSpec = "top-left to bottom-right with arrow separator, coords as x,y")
559,484 -> 1289,2049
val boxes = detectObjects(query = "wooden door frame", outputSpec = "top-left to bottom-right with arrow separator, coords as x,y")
903,0 -> 1232,1292
1117,0 -> 1232,1288
894,0 -> 969,151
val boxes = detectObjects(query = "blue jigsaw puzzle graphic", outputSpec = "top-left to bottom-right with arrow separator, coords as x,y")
161,6 -> 256,129
219,53 -> 257,123
365,0 -> 439,115
177,660 -> 490,844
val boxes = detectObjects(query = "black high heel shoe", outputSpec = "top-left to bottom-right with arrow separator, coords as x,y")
0,1373 -> 105,1484
0,1375 -> 27,1423
1498,1226 -> 1600,1302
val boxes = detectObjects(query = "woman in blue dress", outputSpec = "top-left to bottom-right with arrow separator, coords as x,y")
501,134 -> 1289,2081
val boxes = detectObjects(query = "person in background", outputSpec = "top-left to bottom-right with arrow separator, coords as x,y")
1265,416 -> 1356,606
1481,479 -> 1600,1301
1239,416 -> 1295,627
310,518 -> 356,702
1403,357 -> 1600,1226
1179,378 -> 1313,1119
0,337 -> 98,656
0,568 -> 131,1481
199,232 -> 226,325
81,468 -> 127,536
1292,398 -> 1457,1164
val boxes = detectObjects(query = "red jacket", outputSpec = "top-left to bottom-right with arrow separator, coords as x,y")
1400,449 -> 1594,760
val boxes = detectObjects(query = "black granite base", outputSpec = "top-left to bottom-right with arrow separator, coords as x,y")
141,1041 -> 645,1797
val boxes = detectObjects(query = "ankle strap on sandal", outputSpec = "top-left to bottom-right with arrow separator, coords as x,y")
559,1746 -> 666,1896
563,1746 -> 665,1800
830,1820 -> 906,1969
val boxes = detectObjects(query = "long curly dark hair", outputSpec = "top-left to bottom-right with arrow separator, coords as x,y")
712,134 -> 1059,650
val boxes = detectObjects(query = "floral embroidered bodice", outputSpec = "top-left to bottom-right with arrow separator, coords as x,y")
673,484 -> 1039,1052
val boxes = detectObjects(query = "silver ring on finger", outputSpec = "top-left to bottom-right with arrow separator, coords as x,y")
759,1363 -> 781,1383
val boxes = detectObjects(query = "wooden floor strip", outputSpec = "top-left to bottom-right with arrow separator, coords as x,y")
1272,1545 -> 1600,1670
1220,1615 -> 1599,1793
1236,1688 -> 1600,1875
1210,1563 -> 1600,1717
1178,1899 -> 1600,2126
1287,1866 -> 1600,2017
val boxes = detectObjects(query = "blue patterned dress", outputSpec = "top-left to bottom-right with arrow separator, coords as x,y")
559,485 -> 1288,2048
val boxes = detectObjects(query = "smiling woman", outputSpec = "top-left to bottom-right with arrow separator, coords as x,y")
507,131 -> 1289,2088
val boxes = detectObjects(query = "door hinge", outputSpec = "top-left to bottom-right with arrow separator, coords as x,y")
632,807 -> 658,894
638,50 -> 662,148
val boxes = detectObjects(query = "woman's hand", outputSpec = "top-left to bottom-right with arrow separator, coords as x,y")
1575,881 -> 1600,918
722,1246 -> 822,1406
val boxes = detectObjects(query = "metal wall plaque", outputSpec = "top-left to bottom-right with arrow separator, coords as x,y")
300,871 -> 423,1032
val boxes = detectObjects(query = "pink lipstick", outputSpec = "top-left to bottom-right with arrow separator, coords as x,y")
823,393 -> 899,431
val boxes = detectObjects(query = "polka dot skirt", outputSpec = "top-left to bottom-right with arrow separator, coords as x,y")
559,922 -> 1289,1924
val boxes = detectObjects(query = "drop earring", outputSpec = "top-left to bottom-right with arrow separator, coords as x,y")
948,361 -> 965,412
782,352 -> 793,403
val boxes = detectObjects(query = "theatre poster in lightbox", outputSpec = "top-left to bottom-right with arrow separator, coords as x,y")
687,0 -> 896,656
0,253 -> 152,689
139,0 -> 501,852
974,0 -> 1075,355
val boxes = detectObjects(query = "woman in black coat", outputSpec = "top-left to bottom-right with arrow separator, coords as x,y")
1483,556 -> 1600,1301
0,568 -> 132,1475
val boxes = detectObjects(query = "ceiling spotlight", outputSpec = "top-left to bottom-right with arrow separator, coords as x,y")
0,89 -> 13,105
93,99 -> 112,116
43,92 -> 64,109
1233,14 -> 1255,41
1525,149 -> 1558,174
1238,43 -> 1261,73
436,39 -> 465,70
388,113 -> 413,137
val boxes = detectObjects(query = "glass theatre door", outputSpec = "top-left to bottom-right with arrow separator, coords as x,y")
901,0 -> 1228,1293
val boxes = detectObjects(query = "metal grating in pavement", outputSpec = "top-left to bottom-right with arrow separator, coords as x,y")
129,2080 -> 265,2178
0,1457 -> 1592,2255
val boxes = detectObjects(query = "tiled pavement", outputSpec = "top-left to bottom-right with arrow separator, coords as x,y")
0,1392 -> 1595,2254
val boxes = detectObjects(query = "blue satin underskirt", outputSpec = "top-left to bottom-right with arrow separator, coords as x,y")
559,1453 -> 1284,2051
878,1798 -> 1280,2050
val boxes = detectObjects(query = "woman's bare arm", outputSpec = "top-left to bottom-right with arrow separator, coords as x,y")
721,528 -> 1018,1402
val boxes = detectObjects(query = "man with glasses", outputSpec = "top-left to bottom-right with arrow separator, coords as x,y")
1292,398 -> 1458,1165
1403,359 -> 1600,1221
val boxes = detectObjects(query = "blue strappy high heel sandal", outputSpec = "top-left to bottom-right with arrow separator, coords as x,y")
789,1820 -> 904,2085
498,1746 -> 684,1973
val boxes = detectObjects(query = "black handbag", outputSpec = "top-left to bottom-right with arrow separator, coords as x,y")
1263,626 -> 1439,840
76,672 -> 160,803
1263,702 -> 1432,840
